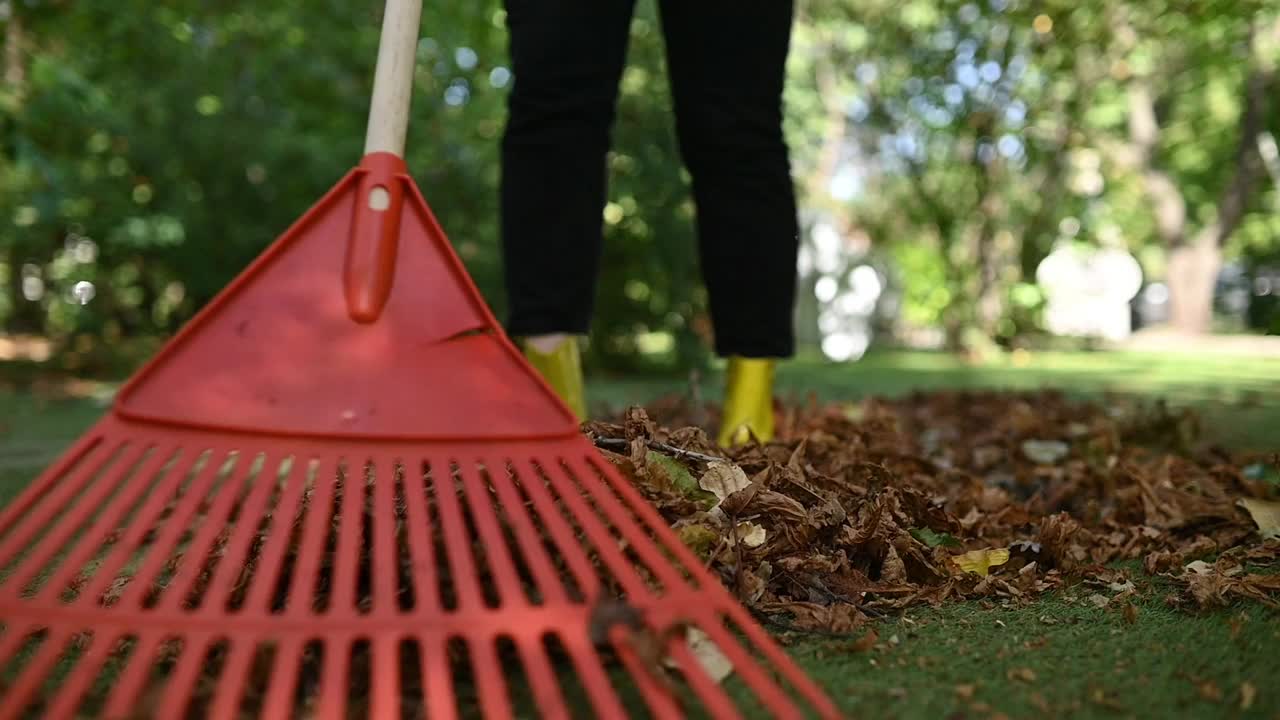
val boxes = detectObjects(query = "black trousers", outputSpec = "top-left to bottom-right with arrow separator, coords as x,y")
499,0 -> 799,358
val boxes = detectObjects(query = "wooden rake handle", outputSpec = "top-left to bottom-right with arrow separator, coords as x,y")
364,0 -> 424,158
345,0 -> 423,323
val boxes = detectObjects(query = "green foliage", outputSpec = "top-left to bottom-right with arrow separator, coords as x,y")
1,1 -> 708,371
2,0 -> 1278,370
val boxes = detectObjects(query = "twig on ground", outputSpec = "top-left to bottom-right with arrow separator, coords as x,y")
592,437 -> 724,465
750,611 -> 866,638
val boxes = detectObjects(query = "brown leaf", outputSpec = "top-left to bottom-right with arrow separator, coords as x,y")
1197,680 -> 1223,703
1122,601 -> 1138,625
850,630 -> 878,653
881,544 -> 909,585
699,462 -> 751,501
1007,667 -> 1037,683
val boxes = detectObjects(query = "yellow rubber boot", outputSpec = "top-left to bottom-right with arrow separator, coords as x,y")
521,334 -> 587,421
717,356 -> 776,446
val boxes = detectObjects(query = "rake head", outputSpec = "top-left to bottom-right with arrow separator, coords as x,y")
0,157 -> 841,719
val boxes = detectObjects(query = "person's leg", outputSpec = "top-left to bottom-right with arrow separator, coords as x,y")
500,0 -> 637,419
656,1 -> 799,443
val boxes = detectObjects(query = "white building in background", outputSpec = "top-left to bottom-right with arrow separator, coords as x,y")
1035,242 -> 1144,342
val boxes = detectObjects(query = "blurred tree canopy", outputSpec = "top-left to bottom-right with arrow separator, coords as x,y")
2,0 -> 1278,374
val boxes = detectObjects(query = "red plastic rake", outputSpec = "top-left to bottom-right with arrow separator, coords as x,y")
0,2 -> 842,718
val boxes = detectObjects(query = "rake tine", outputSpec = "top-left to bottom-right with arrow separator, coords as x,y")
108,446 -> 231,609
244,453 -> 312,613
400,458 -> 442,616
369,633 -> 400,720
430,457 -> 485,610
370,458 -> 400,614
486,458 -> 571,605
4,442 -> 150,594
154,454 -> 259,612
514,633 -> 571,720
0,627 -> 71,720
317,634 -> 351,720
465,634 -> 514,720
101,632 -> 162,719
668,642 -> 747,720
603,625 -> 687,719
508,457 -> 600,598
288,455 -> 339,615
420,633 -> 458,720
34,447 -> 186,604
154,633 -> 212,718
0,433 -> 106,549
258,636 -> 306,720
40,629 -> 119,719
456,459 -> 526,606
331,457 -> 364,616
555,630 -> 638,719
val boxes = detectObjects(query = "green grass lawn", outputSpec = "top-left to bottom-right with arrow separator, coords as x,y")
1,349 -> 1277,718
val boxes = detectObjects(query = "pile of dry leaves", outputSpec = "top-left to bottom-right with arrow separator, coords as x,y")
586,390 -> 1280,632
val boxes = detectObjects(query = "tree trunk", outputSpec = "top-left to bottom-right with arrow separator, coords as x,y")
1165,236 -> 1222,334
4,6 -> 24,94
1117,16 -> 1274,335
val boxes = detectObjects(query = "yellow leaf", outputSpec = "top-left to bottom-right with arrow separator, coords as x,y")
953,548 -> 1011,576
726,521 -> 767,548
1240,681 -> 1257,711
1237,498 -> 1280,540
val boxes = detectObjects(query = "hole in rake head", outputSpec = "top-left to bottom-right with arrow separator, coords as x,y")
347,638 -> 372,714
399,638 -> 425,720
446,636 -> 476,717
393,463 -> 416,612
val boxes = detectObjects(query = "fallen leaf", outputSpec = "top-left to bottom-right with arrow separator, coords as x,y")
727,522 -> 767,548
680,627 -> 733,683
1229,613 -> 1247,639
1089,688 -> 1126,710
850,630 -> 878,653
676,524 -> 720,556
644,451 -> 702,497
1108,580 -> 1136,594
1022,439 -> 1070,464
953,548 -> 1011,576
1122,602 -> 1138,624
1185,560 -> 1214,575
1007,667 -> 1037,683
1240,681 -> 1256,710
699,462 -> 751,502
911,527 -> 961,548
954,683 -> 976,700
1197,679 -> 1222,703
1088,594 -> 1110,608
1237,498 -> 1280,540
882,544 -> 909,584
